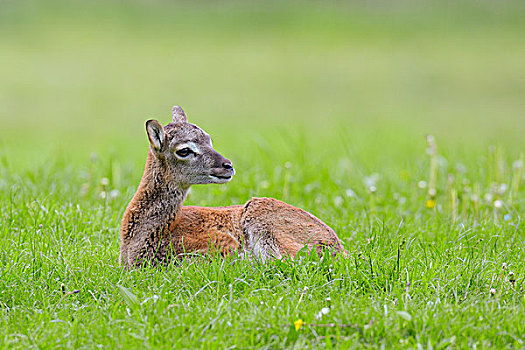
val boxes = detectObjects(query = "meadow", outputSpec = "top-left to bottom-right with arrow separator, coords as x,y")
0,1 -> 524,348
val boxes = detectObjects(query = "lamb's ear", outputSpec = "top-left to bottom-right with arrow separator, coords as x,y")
146,119 -> 166,152
172,105 -> 187,124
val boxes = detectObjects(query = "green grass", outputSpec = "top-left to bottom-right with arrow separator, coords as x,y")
1,1 -> 524,348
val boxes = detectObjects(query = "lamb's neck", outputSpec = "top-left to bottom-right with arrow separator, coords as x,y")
130,153 -> 189,234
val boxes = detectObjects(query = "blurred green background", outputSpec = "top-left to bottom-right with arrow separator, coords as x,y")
1,0 -> 524,168
1,4 -> 524,347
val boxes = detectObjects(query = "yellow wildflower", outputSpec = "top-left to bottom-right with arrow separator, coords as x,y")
426,199 -> 436,209
294,319 -> 304,331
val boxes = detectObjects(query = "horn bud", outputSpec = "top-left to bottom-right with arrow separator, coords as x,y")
172,105 -> 187,123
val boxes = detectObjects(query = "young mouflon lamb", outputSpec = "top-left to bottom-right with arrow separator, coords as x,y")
119,106 -> 347,267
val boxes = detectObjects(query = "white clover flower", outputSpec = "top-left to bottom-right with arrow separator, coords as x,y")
110,190 -> 120,199
417,180 -> 427,189
493,200 -> 503,209
316,307 -> 330,319
456,163 -> 466,174
333,196 -> 343,207
437,156 -> 448,168
364,173 -> 379,188
100,177 -> 110,186
345,189 -> 356,197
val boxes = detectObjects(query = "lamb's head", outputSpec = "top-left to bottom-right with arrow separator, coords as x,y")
145,106 -> 235,186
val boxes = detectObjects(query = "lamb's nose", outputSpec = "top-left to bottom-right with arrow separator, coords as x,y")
222,162 -> 233,170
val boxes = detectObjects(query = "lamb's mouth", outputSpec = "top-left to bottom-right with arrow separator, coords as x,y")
210,174 -> 232,180
209,167 -> 235,182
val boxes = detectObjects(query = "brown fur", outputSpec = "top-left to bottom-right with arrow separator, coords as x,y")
119,106 -> 347,268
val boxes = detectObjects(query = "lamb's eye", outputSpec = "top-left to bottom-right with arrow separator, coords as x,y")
175,147 -> 193,158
